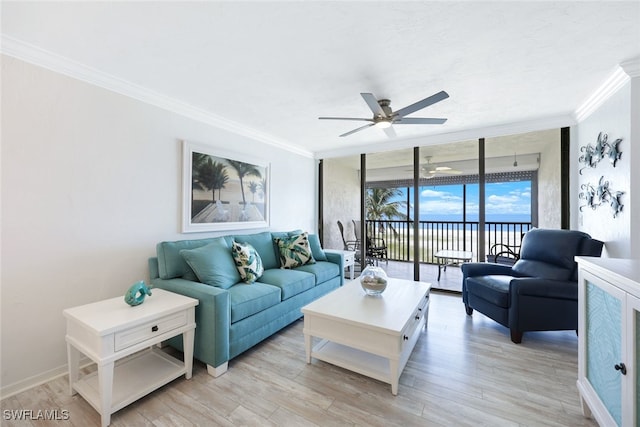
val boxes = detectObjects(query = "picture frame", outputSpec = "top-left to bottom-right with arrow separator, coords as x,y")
182,140 -> 270,233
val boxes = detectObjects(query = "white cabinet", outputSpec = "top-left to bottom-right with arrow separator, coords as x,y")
576,257 -> 640,427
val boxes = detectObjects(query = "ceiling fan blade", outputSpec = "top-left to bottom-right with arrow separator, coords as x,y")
340,123 -> 375,137
383,126 -> 396,138
394,117 -> 447,125
318,117 -> 373,122
393,91 -> 449,118
360,93 -> 387,117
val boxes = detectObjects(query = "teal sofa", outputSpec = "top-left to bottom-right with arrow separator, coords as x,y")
148,231 -> 343,376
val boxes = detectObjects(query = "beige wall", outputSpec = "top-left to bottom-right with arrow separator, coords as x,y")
1,56 -> 317,396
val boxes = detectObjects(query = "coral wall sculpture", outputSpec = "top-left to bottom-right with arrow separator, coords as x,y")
578,132 -> 623,174
578,131 -> 624,218
579,176 -> 625,218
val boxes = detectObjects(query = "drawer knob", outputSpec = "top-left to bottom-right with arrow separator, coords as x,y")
614,363 -> 627,375
151,325 -> 159,332
403,335 -> 409,341
415,315 -> 420,320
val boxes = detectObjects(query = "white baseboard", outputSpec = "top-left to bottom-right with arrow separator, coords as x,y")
1,357 -> 92,400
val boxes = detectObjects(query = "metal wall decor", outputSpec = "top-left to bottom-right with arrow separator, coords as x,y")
578,132 -> 623,174
579,176 -> 625,217
578,131 -> 624,218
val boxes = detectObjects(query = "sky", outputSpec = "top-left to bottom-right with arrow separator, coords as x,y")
393,180 -> 532,221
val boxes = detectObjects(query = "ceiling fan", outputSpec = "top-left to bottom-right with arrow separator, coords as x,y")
419,156 -> 462,179
319,91 -> 449,137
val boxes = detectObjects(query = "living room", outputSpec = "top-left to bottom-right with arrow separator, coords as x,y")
2,2 -> 639,426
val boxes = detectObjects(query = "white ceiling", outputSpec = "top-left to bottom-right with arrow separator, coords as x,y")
2,1 -> 639,160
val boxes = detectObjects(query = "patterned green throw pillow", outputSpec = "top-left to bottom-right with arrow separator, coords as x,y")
274,232 -> 316,269
231,240 -> 264,283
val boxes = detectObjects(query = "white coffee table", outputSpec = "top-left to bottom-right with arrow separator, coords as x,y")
302,277 -> 430,395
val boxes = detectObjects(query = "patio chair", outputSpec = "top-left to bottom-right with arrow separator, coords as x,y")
486,242 -> 520,266
337,220 -> 359,251
353,220 -> 388,264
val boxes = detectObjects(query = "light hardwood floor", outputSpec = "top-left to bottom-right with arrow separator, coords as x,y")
1,291 -> 596,426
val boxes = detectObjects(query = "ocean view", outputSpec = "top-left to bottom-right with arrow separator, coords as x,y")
417,213 -> 531,223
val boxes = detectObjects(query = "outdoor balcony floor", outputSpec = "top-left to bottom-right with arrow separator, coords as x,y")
352,260 -> 463,293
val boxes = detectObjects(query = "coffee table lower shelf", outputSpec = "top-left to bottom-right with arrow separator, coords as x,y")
307,316 -> 424,395
310,340 -> 393,384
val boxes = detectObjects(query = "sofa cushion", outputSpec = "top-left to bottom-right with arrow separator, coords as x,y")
232,231 -> 278,270
157,237 -> 220,279
274,232 -> 316,269
258,268 -> 315,300
228,282 -> 281,323
295,261 -> 339,284
180,240 -> 241,289
466,275 -> 512,308
231,240 -> 264,283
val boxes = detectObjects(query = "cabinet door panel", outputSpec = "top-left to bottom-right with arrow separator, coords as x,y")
628,293 -> 640,427
586,280 -> 623,425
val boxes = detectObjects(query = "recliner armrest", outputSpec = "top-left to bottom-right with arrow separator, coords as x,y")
461,262 -> 514,278
510,277 -> 577,300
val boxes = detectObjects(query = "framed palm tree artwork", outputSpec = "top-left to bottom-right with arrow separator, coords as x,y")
182,140 -> 270,232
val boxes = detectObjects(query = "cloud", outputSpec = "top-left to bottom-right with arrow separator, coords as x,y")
421,188 -> 462,201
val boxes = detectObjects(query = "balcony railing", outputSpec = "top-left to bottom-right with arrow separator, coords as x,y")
365,219 -> 532,264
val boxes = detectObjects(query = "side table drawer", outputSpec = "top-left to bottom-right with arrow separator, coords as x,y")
343,253 -> 355,264
114,311 -> 187,352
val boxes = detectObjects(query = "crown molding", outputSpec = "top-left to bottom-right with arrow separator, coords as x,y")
0,35 -> 314,158
573,62 -> 636,123
620,57 -> 640,78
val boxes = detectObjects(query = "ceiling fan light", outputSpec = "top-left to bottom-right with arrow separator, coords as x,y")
375,120 -> 392,129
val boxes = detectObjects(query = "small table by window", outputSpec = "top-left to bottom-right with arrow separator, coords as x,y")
434,250 -> 473,281
325,249 -> 356,280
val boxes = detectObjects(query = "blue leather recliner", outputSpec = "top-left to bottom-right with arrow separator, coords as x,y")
461,228 -> 604,343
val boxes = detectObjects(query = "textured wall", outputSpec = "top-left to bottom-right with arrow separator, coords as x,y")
537,132 -> 562,229
322,158 -> 360,251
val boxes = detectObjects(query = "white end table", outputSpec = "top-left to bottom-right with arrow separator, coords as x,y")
64,288 -> 198,427
325,249 -> 356,279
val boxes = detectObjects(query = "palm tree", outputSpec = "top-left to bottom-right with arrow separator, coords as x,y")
365,188 -> 407,234
191,153 -> 209,200
196,158 -> 229,202
226,160 -> 262,206
248,181 -> 259,202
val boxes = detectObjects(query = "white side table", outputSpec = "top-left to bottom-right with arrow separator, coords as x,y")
326,249 -> 356,279
64,289 -> 198,427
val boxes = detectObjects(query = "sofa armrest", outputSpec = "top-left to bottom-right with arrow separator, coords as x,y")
324,250 -> 345,286
324,250 -> 345,271
510,277 -> 577,300
151,277 -> 231,369
148,257 -> 160,280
